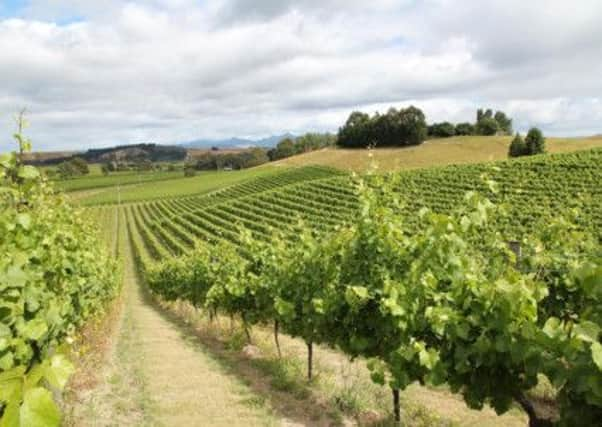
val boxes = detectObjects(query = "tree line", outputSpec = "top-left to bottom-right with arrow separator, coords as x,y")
267,133 -> 336,161
336,106 -> 519,148
189,148 -> 270,171
336,106 -> 428,148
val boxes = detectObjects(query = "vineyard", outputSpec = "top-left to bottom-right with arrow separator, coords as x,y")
3,137 -> 601,425
79,148 -> 602,426
100,149 -> 602,267
0,128 -> 120,426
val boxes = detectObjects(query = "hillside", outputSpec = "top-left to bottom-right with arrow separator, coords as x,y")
270,135 -> 602,172
105,149 -> 602,264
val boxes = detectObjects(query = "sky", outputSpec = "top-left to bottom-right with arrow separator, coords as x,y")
1,0 -> 601,151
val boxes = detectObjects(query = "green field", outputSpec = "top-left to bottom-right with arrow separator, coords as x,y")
55,170 -> 184,192
74,165 -> 283,205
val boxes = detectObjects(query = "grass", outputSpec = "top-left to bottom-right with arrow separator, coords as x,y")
73,165 -> 281,205
154,297 -> 527,427
271,135 -> 602,172
52,169 -> 184,192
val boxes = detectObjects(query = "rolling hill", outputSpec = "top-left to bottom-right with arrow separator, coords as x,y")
270,135 -> 602,172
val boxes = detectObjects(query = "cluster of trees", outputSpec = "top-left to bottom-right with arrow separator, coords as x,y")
146,176 -> 602,426
100,160 -> 164,175
0,121 -> 119,426
267,133 -> 336,161
55,157 -> 89,179
192,148 -> 269,171
336,106 -> 514,147
509,128 -> 547,157
428,109 -> 513,138
476,108 -> 513,135
337,106 -> 428,148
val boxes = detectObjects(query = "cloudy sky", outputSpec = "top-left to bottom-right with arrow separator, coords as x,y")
1,0 -> 601,151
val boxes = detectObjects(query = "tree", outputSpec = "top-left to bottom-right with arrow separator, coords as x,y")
397,105 -> 428,146
477,108 -> 493,122
269,138 -> 296,160
337,106 -> 427,148
184,164 -> 196,177
294,133 -> 335,153
476,117 -> 499,135
494,111 -> 513,135
337,111 -> 372,148
241,148 -> 269,168
101,163 -> 110,176
477,109 -> 484,122
70,157 -> 89,175
428,122 -> 456,138
56,160 -> 77,179
56,157 -> 90,179
508,133 -> 528,157
525,127 -> 546,155
455,122 -> 475,136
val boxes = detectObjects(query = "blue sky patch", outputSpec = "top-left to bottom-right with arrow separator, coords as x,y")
0,0 -> 28,18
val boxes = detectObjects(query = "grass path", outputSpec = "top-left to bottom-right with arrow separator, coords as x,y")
68,232 -> 284,426
125,254 -> 278,427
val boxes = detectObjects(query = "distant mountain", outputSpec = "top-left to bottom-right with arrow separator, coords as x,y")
180,133 -> 295,149
25,143 -> 186,165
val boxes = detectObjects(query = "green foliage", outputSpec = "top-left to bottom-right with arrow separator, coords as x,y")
509,128 -> 546,158
337,106 -> 427,148
475,117 -> 499,135
294,133 -> 336,153
204,232 -> 279,326
69,157 -> 89,175
508,133 -> 528,157
476,108 -> 492,122
0,121 -> 119,425
494,111 -> 513,134
183,164 -> 197,177
56,157 -> 89,179
454,122 -> 474,135
337,111 -> 372,148
269,138 -> 296,160
193,148 -> 270,171
128,144 -> 601,424
526,127 -> 546,155
428,122 -> 456,138
267,133 -> 336,161
273,226 -> 342,347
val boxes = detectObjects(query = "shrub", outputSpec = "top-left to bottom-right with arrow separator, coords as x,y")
525,127 -> 546,155
508,133 -> 528,157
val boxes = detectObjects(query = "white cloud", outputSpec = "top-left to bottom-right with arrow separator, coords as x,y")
0,0 -> 601,151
